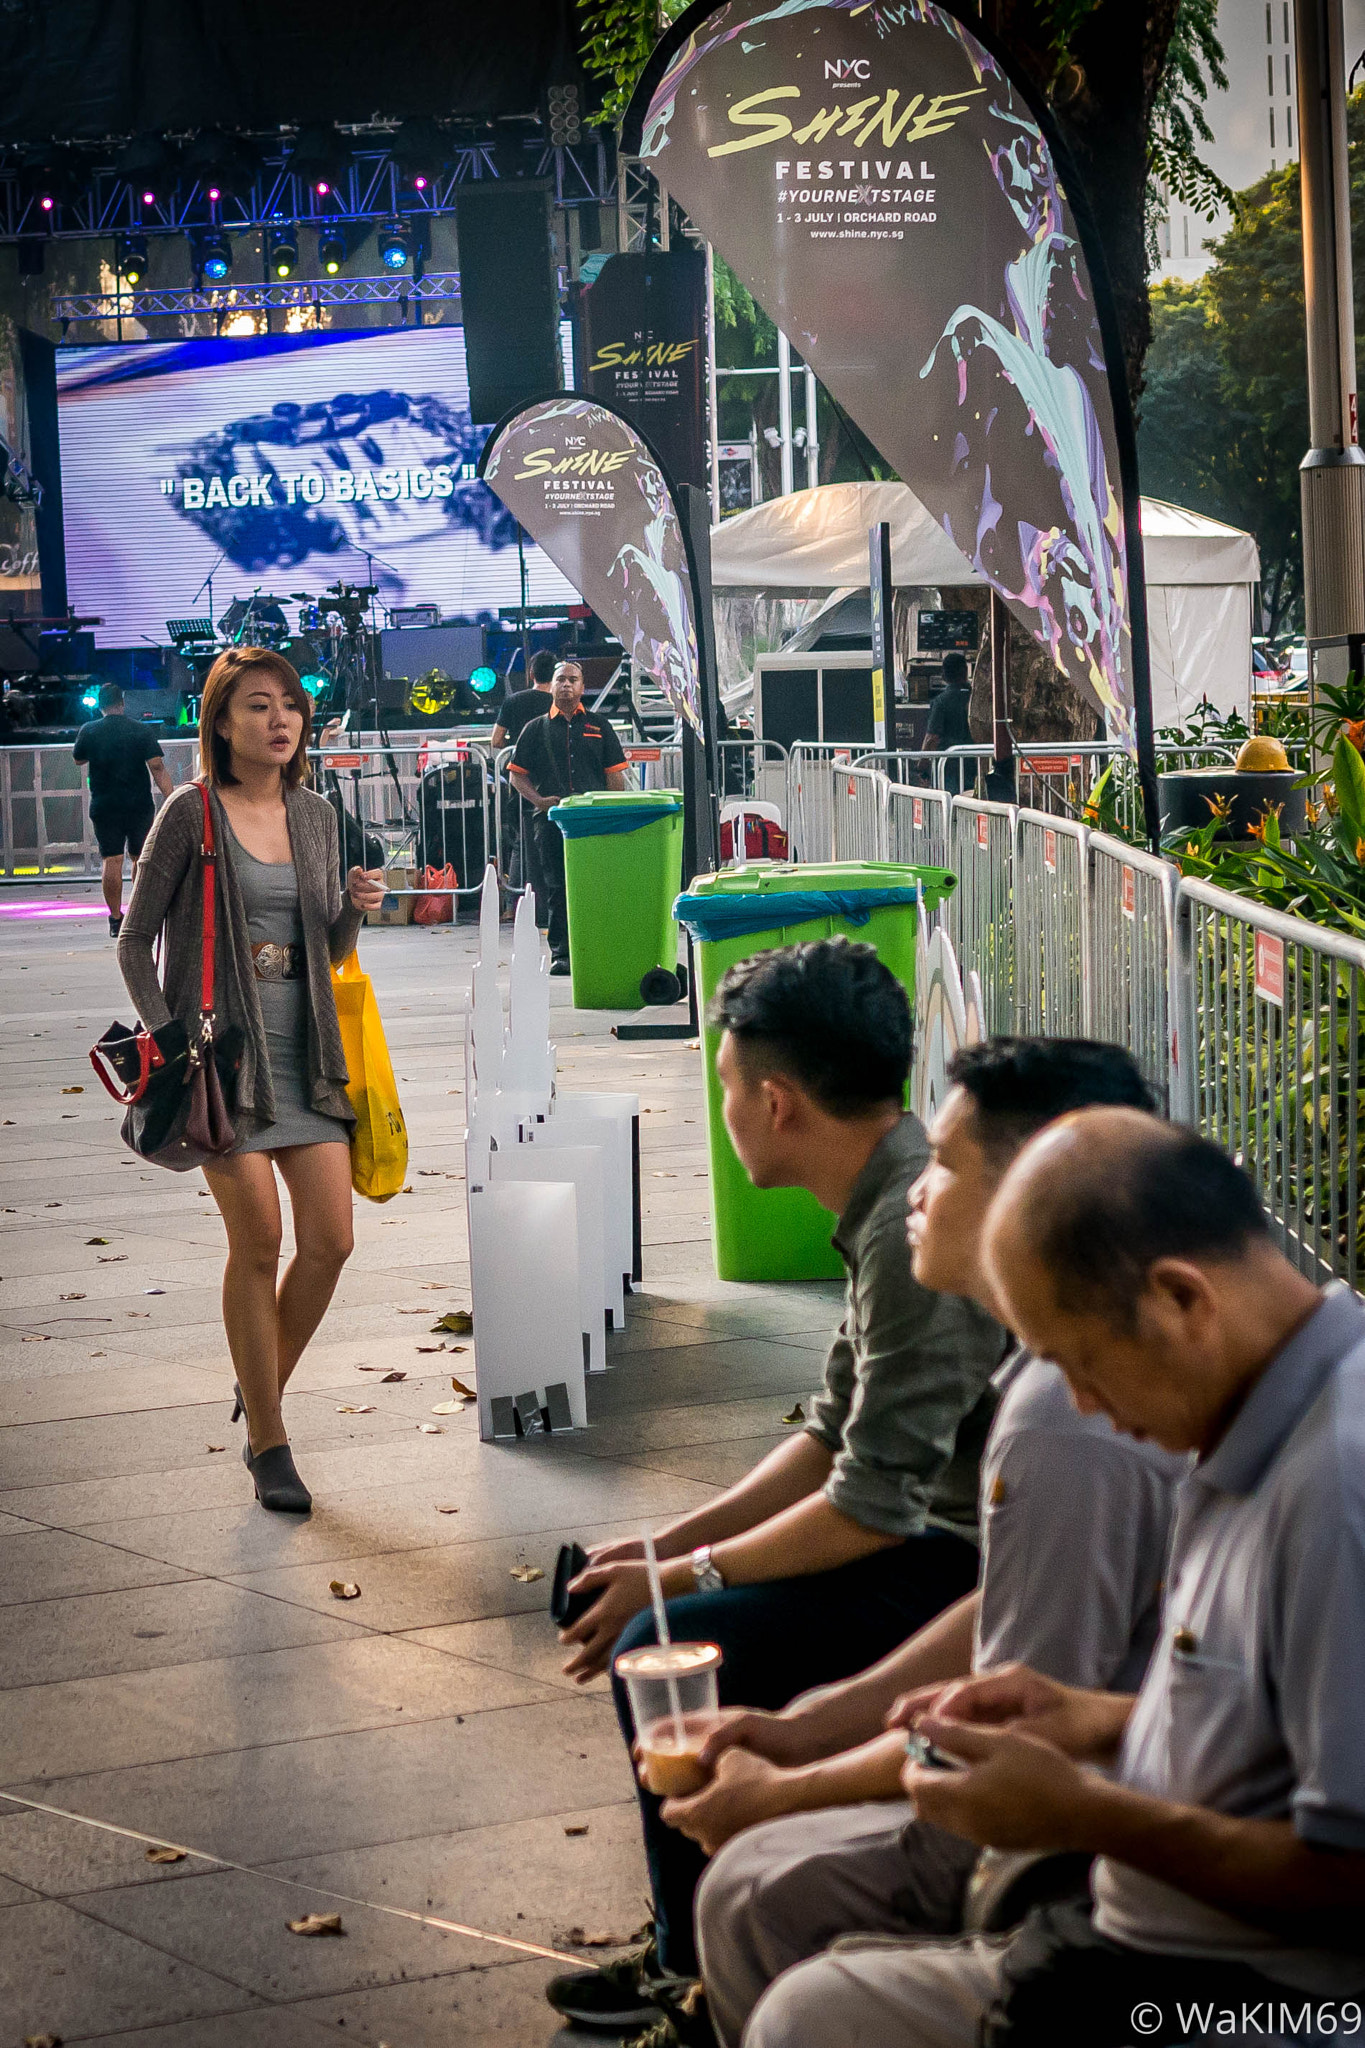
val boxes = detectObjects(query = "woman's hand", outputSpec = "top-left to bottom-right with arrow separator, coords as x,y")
695,1707 -> 822,1771
587,1536 -> 647,1566
347,866 -> 386,913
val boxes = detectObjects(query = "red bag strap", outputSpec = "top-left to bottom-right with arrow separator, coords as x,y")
196,780 -> 216,1023
89,1030 -> 162,1106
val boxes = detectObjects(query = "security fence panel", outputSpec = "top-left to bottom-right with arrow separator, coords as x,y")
1176,878 -> 1365,1290
1014,812 -> 1088,1039
947,798 -> 1015,1035
885,784 -> 950,872
313,740 -> 497,912
831,763 -> 887,865
1087,834 -> 1178,1107
1,738 -> 199,879
715,739 -> 789,821
787,744 -> 838,864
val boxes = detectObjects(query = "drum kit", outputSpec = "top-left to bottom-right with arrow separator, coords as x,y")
211,580 -> 381,714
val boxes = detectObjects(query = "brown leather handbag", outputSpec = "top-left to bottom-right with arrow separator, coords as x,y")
91,782 -> 243,1171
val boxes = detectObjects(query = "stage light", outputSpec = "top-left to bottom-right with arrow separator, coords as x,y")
116,233 -> 149,285
141,188 -> 156,207
318,228 -> 347,275
544,80 -> 583,147
469,666 -> 499,694
378,218 -> 412,271
269,224 -> 299,278
389,117 -> 447,195
116,133 -> 176,204
40,195 -> 53,213
315,180 -> 330,197
207,184 -> 221,203
198,230 -> 232,281
183,129 -> 257,208
300,673 -> 327,697
81,688 -> 100,710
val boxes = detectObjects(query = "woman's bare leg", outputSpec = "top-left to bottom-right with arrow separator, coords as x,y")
202,1151 -> 286,1454
272,1141 -> 355,1395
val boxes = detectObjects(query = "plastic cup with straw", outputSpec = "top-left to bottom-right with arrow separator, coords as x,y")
614,1528 -> 723,1798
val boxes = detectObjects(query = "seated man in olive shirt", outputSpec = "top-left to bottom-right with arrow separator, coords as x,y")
551,938 -> 1003,2014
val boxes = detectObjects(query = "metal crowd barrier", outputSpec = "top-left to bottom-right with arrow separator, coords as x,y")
1,737 -> 200,879
1087,834 -> 1178,1104
947,797 -> 1016,1036
885,783 -> 950,870
315,738 -> 497,909
1174,878 -> 1365,1287
1014,813 -> 1088,1041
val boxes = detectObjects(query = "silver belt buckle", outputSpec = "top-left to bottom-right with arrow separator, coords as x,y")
255,942 -> 292,981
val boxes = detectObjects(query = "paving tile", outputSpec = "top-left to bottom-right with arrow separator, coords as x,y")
0,1360 -> 231,1427
0,1804 -> 218,1900
0,1895 -> 261,2039
295,1957 -> 576,2048
7,1694 -> 631,1866
78,2009 -> 339,2047
0,1400 -> 416,1491
0,1635 -> 556,1783
0,1577 -> 358,1689
404,1610 -> 609,1694
0,1526 -> 195,1606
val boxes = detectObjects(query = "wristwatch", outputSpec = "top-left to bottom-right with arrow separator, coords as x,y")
691,1544 -> 725,1593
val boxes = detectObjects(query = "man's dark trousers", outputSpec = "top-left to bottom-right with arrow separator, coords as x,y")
609,1530 -> 979,1976
531,809 -> 568,962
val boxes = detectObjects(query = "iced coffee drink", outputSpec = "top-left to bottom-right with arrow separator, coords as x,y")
615,1642 -> 723,1798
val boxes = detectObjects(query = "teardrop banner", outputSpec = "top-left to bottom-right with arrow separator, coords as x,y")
479,393 -> 704,735
623,0 -> 1155,786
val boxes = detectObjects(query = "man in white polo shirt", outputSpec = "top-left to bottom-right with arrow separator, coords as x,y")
743,1110 -> 1365,2048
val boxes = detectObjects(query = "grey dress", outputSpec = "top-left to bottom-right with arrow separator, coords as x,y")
227,823 -> 350,1154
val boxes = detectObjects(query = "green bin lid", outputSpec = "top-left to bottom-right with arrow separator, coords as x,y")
556,788 -> 682,810
685,859 -> 954,900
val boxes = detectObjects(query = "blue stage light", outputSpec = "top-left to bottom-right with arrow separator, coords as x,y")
300,673 -> 327,696
81,688 -> 100,709
378,219 -> 412,271
469,665 -> 498,694
199,230 -> 232,281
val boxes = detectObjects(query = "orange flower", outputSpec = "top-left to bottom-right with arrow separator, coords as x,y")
1306,799 -> 1322,826
1356,837 -> 1365,863
1344,719 -> 1365,754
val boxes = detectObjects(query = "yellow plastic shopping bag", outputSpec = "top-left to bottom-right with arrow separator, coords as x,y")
332,953 -> 408,1202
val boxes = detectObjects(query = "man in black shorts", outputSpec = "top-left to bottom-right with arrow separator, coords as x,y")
508,660 -> 627,973
72,683 -> 174,935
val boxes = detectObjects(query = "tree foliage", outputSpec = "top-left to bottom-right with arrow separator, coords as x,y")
1138,93 -> 1365,639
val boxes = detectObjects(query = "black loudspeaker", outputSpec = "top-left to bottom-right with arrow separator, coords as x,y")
455,185 -> 561,425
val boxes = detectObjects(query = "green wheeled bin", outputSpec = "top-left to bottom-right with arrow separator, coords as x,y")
673,860 -> 956,1283
551,789 -> 686,1010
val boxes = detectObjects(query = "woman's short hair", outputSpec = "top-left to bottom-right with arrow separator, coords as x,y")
199,647 -> 312,788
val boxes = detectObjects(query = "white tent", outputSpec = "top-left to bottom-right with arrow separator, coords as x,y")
709,482 -> 1260,730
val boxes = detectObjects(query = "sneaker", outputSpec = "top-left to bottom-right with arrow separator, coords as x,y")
109,914 -> 123,938
545,1932 -> 664,2032
623,1981 -> 716,2048
549,956 -> 571,977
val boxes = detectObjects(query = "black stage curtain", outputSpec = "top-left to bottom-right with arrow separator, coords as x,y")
0,0 -> 583,144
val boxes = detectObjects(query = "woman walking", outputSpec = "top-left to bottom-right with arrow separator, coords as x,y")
117,649 -> 384,1511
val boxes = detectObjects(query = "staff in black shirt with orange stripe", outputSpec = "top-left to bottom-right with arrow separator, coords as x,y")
509,660 -> 627,973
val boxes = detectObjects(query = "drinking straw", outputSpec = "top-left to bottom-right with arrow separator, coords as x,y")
642,1528 -> 686,1748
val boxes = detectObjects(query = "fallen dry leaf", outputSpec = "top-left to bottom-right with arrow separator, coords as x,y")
145,1845 -> 186,1864
329,1580 -> 361,1600
59,1292 -> 86,1301
449,1376 -> 476,1399
436,1504 -> 460,1514
418,1422 -> 444,1435
21,1335 -> 50,1343
448,1344 -> 469,1354
60,1085 -> 84,1095
563,1824 -> 589,1837
380,1369 -> 406,1382
431,1310 -> 473,1334
336,1404 -> 375,1415
510,1564 -> 544,1584
86,1235 -> 110,1245
430,1400 -> 465,1416
415,1345 -> 444,1354
396,1308 -> 430,1315
206,1444 -> 226,1453
98,1254 -> 128,1263
781,1402 -> 807,1425
286,1912 -> 346,1937
24,2033 -> 63,2047
561,1926 -> 625,1948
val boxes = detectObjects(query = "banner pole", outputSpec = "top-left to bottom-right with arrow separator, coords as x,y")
706,243 -> 721,515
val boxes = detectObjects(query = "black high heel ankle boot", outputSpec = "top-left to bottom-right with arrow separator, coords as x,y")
243,1440 -> 312,1513
230,1381 -> 245,1424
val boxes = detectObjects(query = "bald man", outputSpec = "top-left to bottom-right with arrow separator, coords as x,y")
744,1112 -> 1365,2048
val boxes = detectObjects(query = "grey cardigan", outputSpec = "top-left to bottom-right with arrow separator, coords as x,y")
116,782 -> 365,1130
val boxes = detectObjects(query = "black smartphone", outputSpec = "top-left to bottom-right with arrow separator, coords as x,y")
550,1541 -> 593,1628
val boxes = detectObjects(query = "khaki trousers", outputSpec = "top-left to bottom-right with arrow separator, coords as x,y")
695,1802 -> 980,2048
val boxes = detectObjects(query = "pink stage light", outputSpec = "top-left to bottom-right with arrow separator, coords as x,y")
40,195 -> 54,212
142,189 -> 156,206
207,184 -> 221,202
413,174 -> 428,191
316,179 -> 330,196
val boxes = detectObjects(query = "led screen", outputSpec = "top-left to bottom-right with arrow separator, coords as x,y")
56,324 -> 577,647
